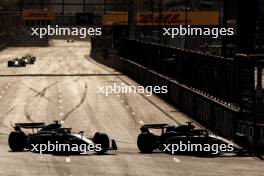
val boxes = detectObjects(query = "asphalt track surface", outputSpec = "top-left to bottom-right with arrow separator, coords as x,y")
0,40 -> 263,176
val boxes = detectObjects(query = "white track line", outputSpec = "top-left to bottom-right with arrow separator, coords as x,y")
173,157 -> 180,163
66,157 -> 71,163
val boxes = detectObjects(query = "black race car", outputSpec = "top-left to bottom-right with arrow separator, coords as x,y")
137,122 -> 242,156
8,121 -> 117,154
21,54 -> 36,64
7,58 -> 26,67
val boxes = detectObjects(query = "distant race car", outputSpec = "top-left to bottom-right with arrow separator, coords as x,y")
137,122 -> 242,156
67,39 -> 74,43
7,58 -> 26,67
8,121 -> 117,154
21,54 -> 36,64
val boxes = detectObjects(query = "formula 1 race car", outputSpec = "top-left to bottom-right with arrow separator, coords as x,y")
8,121 -> 117,154
67,39 -> 74,43
7,58 -> 26,67
21,54 -> 36,64
137,122 -> 238,156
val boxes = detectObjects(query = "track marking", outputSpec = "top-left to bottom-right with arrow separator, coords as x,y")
173,157 -> 180,163
66,157 -> 71,163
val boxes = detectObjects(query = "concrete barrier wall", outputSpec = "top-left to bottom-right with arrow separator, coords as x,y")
0,15 -> 7,51
0,32 -> 7,51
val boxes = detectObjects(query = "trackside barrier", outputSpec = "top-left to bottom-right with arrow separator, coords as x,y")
91,38 -> 264,151
118,39 -> 240,105
0,31 -> 7,51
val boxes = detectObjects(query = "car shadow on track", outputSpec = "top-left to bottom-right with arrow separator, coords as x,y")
136,151 -> 252,158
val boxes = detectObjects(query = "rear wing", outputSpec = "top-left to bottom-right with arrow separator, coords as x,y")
141,124 -> 170,129
15,123 -> 46,129
140,124 -> 172,133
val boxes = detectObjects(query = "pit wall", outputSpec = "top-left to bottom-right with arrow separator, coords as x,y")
91,38 -> 264,152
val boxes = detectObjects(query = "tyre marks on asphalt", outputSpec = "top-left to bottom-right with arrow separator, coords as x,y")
61,83 -> 88,121
23,80 -> 59,122
0,107 -> 16,137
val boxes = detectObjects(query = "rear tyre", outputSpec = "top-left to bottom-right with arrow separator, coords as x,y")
93,132 -> 110,154
234,133 -> 249,148
137,132 -> 157,153
7,61 -> 13,67
8,131 -> 27,151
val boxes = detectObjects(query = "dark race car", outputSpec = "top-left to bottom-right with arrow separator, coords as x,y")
8,121 -> 117,154
7,58 -> 26,67
21,54 -> 36,64
67,39 -> 74,43
137,122 -> 244,156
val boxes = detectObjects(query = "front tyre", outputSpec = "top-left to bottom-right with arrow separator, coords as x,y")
8,131 -> 27,151
93,132 -> 110,154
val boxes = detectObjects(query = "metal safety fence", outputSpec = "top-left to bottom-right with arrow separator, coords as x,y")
118,39 -> 240,105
